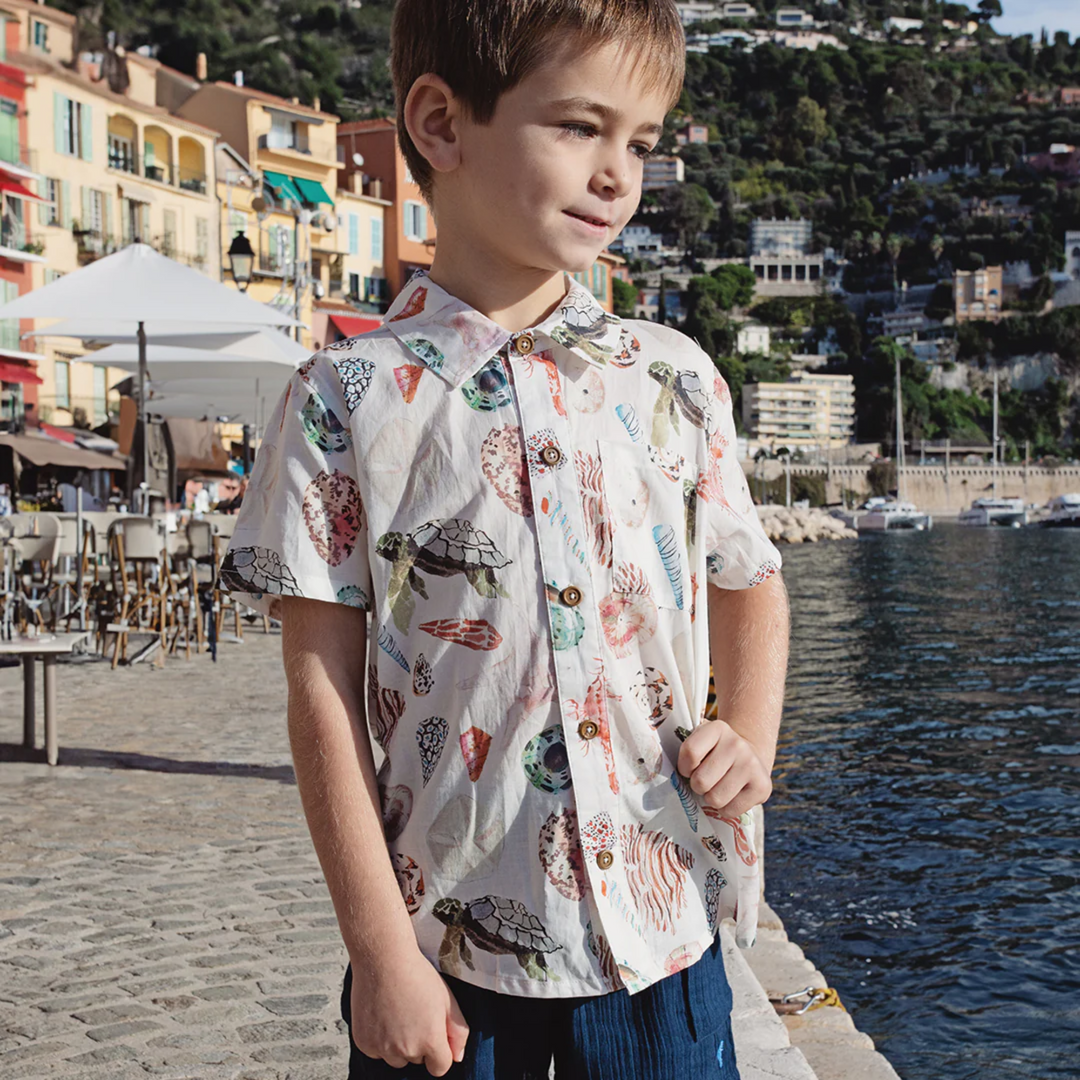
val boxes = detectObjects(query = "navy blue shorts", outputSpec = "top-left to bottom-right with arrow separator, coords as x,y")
341,933 -> 739,1079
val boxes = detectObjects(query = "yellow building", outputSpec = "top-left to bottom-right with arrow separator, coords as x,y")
170,75 -> 344,352
1,0 -> 219,426
954,265 -> 1003,324
742,371 -> 855,451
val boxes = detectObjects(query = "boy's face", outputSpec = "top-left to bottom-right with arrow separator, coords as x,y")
445,39 -> 670,275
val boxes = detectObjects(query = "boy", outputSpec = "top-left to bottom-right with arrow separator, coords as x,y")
220,1 -> 789,1076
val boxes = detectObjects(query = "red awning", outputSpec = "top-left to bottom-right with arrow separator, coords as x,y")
329,314 -> 381,339
39,421 -> 76,443
0,176 -> 50,205
0,361 -> 43,385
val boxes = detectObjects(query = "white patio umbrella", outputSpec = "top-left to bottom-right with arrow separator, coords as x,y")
0,243 -> 303,510
34,324 -> 310,365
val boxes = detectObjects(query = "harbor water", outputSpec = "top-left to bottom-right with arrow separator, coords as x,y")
769,523 -> 1079,1080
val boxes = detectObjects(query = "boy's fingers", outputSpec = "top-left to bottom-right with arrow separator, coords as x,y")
446,991 -> 470,1062
423,1042 -> 454,1077
676,720 -> 724,777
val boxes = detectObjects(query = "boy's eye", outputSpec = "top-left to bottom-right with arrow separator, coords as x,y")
561,123 -> 597,139
631,144 -> 657,160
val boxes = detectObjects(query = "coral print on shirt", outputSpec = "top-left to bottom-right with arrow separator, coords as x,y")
220,270 -> 782,999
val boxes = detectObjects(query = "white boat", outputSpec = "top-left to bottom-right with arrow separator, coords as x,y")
857,499 -> 933,532
1041,493 -> 1080,528
860,354 -> 932,533
958,497 -> 1028,528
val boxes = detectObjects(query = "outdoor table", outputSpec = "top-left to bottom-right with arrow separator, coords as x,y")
1,631 -> 93,765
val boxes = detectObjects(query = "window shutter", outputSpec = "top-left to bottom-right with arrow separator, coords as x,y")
419,207 -> 428,241
348,213 -> 358,255
268,226 -> 277,264
141,203 -> 151,242
80,103 -> 93,162
120,198 -> 130,244
37,177 -> 48,226
54,92 -> 65,154
80,185 -> 90,230
371,217 -> 383,263
102,192 -> 112,240
61,180 -> 72,229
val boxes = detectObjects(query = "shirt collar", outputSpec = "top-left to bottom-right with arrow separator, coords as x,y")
382,269 -> 625,388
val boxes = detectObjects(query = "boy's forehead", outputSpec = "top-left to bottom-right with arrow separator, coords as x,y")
516,36 -> 674,116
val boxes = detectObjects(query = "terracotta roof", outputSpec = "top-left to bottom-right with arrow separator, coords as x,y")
211,81 -> 339,121
338,118 -> 396,134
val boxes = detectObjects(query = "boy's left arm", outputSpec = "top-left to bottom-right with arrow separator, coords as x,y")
677,574 -> 790,816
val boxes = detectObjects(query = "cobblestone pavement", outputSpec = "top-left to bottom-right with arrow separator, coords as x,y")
0,626 -> 353,1079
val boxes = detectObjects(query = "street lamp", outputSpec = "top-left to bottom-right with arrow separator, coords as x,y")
226,231 -> 255,292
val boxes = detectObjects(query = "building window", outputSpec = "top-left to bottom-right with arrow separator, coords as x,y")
56,95 -> 90,160
108,132 -> 135,173
371,217 -> 383,263
0,279 -> 18,351
55,360 -> 70,410
43,178 -> 60,225
364,276 -> 388,303
163,209 -> 177,256
268,113 -> 299,151
33,19 -> 48,52
349,272 -> 361,298
0,98 -> 18,166
93,365 -> 106,423
403,200 -> 427,241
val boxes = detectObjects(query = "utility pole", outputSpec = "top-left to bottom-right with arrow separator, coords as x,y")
992,365 -> 999,498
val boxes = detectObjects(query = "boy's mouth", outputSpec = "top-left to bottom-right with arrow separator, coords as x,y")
564,211 -> 611,230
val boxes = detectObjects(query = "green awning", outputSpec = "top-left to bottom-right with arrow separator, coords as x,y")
292,176 -> 334,206
262,170 -> 303,205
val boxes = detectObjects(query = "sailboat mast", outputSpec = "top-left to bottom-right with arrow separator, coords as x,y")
895,353 -> 904,503
992,366 -> 999,498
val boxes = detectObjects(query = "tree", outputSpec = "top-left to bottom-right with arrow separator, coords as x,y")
977,0 -> 1003,22
611,277 -> 638,319
660,183 -> 716,263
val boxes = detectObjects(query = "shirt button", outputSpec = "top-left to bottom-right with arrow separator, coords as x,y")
515,333 -> 535,355
540,445 -> 562,467
578,720 -> 599,740
560,586 -> 582,607
596,850 -> 614,870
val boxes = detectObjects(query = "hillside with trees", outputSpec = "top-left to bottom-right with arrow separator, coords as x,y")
49,0 -> 1080,457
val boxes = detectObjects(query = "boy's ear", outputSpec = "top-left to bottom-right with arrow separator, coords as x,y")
403,74 -> 462,176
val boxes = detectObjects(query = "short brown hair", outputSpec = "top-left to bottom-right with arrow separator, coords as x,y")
390,0 -> 686,202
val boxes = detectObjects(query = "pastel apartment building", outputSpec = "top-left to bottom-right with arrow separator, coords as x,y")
742,371 -> 855,451
1,0 -> 218,427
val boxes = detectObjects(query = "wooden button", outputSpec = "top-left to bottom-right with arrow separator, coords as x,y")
596,850 -> 614,870
578,720 -> 599,740
540,445 -> 562,466
560,586 -> 582,607
515,333 -> 535,355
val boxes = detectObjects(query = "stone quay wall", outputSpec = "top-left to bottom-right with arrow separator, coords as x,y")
746,462 -> 1080,513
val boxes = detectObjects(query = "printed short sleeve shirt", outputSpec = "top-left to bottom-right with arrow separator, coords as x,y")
221,271 -> 783,999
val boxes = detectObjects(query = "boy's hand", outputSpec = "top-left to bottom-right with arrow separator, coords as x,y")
677,720 -> 773,819
350,948 -> 469,1077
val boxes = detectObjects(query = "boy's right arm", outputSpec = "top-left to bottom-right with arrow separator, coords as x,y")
280,596 -> 469,1077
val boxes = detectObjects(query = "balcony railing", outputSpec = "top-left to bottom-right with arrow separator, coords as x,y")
0,142 -> 38,174
105,147 -> 208,195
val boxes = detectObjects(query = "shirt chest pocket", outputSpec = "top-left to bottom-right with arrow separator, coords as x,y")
598,439 -> 696,612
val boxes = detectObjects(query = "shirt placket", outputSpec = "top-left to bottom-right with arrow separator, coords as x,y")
504,330 -> 641,984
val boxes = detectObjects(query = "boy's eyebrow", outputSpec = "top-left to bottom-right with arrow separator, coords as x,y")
549,96 -> 664,137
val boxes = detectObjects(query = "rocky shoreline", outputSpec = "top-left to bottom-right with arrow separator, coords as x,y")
758,505 -> 859,544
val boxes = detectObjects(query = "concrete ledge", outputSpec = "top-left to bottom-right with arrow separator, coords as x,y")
737,903 -> 902,1080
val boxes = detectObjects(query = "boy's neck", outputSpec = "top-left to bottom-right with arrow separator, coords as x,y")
426,225 -> 570,334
